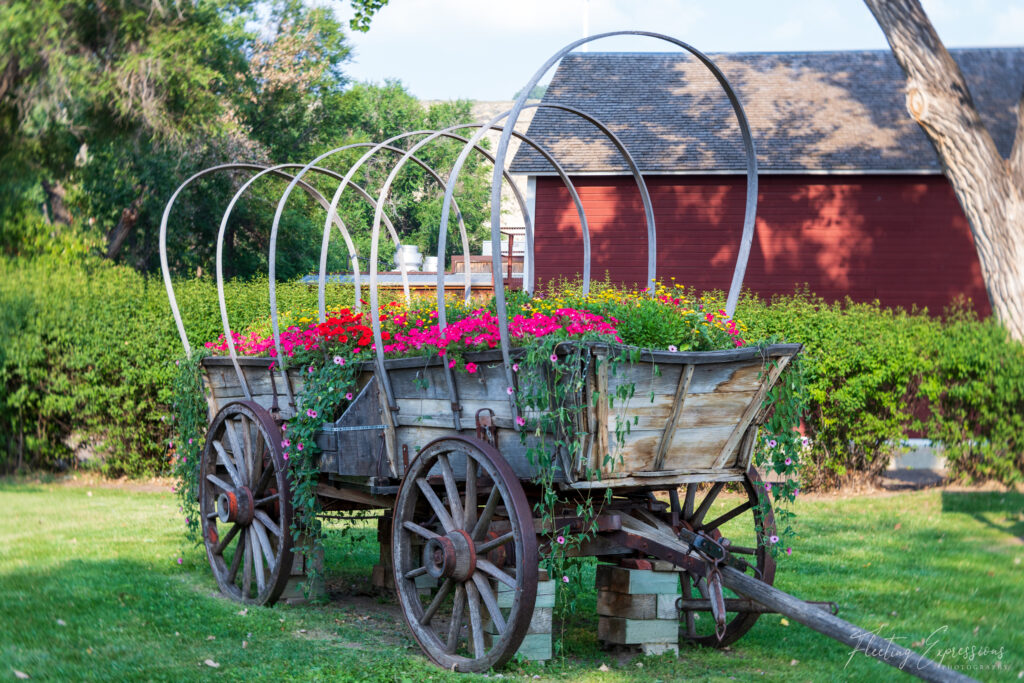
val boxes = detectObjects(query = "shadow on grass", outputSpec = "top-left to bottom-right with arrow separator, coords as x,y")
941,491 -> 1024,543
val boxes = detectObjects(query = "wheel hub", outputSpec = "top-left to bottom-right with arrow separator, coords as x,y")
423,529 -> 476,582
217,486 -> 255,525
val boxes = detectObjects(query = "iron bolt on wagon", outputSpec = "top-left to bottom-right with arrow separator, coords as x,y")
161,33 -> 972,681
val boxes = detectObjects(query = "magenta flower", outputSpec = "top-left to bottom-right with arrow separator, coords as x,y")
784,457 -> 793,466
668,345 -> 678,353
506,386 -> 514,395
562,575 -> 569,583
556,535 -> 565,545
282,438 -> 290,448
333,356 -> 344,365
187,438 -> 193,445
177,557 -> 183,565
283,453 -> 289,461
516,416 -> 526,427
307,409 -> 318,418
297,443 -> 304,452
281,424 -> 287,432
769,534 -> 779,544
345,392 -> 353,400
512,363 -> 519,372
549,353 -> 558,362
764,482 -> 772,492
448,359 -> 456,369
465,362 -> 478,374
308,365 -> 315,374
785,547 -> 793,556
768,439 -> 777,448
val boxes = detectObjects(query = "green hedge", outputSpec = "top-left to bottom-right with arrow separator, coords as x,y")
3,258 -> 1022,485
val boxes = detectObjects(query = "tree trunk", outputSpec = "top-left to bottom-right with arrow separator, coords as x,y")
106,191 -> 147,259
865,0 -> 1024,341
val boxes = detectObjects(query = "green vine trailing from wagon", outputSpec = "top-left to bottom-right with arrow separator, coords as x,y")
170,353 -> 207,547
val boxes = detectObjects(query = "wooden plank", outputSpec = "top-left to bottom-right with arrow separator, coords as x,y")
712,355 -> 791,468
598,616 -> 678,645
595,565 -> 679,595
737,425 -> 759,470
570,469 -> 745,490
651,364 -> 694,471
593,349 -> 611,471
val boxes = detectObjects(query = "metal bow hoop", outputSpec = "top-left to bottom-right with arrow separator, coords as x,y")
490,30 -> 759,317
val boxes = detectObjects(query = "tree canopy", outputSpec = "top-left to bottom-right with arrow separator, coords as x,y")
0,0 -> 490,279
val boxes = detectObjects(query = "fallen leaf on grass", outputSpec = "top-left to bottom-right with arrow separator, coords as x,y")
894,523 -> 901,530
56,619 -> 67,626
14,671 -> 30,680
206,635 -> 216,641
598,664 -> 610,672
237,609 -> 248,616
204,660 -> 219,668
780,618 -> 790,626
790,659 -> 799,666
242,641 -> 248,649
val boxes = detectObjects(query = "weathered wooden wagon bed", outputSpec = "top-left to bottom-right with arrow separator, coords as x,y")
162,31 -> 971,682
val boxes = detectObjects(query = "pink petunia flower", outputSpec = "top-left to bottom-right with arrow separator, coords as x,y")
282,438 -> 290,448
786,547 -> 793,556
668,345 -> 678,352
516,416 -> 526,427
785,457 -> 793,466
296,443 -> 303,452
556,535 -> 565,545
177,557 -> 183,565
769,534 -> 779,544
506,386 -> 514,395
764,482 -> 772,492
512,363 -> 519,372
345,392 -> 353,400
562,575 -> 569,583
465,362 -> 478,374
549,353 -> 558,363
283,453 -> 289,461
448,359 -> 456,369
333,356 -> 344,365
768,439 -> 777,448
307,409 -> 318,418
308,366 -> 315,374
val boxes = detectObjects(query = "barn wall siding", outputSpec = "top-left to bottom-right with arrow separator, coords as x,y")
532,175 -> 989,316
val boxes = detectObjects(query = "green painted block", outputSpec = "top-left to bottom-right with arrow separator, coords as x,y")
516,633 -> 552,661
497,580 -> 555,608
595,565 -> 679,595
598,616 -> 678,645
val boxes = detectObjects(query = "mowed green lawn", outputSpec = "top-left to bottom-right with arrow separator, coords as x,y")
1,479 -> 1022,682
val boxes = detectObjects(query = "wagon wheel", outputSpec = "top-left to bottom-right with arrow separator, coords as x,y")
677,466 -> 776,647
392,436 -> 538,673
199,401 -> 294,606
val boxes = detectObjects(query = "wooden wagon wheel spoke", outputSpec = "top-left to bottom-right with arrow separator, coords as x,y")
446,584 -> 467,654
205,473 -> 234,492
437,454 -> 464,529
253,510 -> 281,538
683,483 -> 697,520
463,460 -> 478,532
200,402 -> 293,606
476,559 -> 515,589
703,500 -> 754,532
416,478 -> 455,532
470,487 -> 500,542
475,531 -> 514,555
472,574 -> 506,635
213,440 -> 244,488
689,482 -> 725,528
223,420 -> 248,482
403,520 -> 440,541
393,436 -> 537,673
465,581 -> 485,657
420,578 -> 454,626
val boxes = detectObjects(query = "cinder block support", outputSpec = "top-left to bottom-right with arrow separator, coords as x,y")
281,534 -> 327,604
487,569 -> 555,662
596,564 -> 680,656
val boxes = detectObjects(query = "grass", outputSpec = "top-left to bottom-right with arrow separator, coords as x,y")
1,479 -> 1022,682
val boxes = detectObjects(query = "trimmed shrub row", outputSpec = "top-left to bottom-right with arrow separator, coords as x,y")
2,257 -> 1021,485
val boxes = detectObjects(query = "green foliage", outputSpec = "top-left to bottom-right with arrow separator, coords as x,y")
0,255 -> 351,475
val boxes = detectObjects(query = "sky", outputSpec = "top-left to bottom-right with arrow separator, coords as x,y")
327,0 -> 1024,100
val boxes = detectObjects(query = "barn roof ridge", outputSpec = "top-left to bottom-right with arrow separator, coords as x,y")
508,47 -> 1024,175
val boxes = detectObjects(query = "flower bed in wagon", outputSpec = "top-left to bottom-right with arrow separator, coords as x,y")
172,280 -> 807,605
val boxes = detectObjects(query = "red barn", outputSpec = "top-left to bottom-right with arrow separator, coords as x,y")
508,49 -> 1024,316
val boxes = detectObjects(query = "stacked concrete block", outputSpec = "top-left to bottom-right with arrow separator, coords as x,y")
596,563 -> 680,656
486,569 -> 555,662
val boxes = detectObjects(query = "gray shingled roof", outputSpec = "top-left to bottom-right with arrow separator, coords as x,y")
508,49 -> 1024,175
